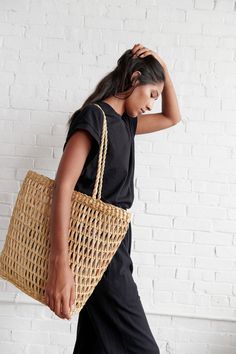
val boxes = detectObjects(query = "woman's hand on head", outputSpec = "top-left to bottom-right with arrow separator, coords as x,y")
131,43 -> 166,69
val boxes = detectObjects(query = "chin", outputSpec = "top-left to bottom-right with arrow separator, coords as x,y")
127,110 -> 138,117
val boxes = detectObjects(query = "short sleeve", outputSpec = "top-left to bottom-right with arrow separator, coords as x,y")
63,104 -> 103,166
128,116 -> 138,137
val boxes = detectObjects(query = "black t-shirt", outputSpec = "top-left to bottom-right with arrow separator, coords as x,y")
63,101 -> 137,209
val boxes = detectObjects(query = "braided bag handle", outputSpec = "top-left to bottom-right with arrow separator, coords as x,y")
91,103 -> 108,200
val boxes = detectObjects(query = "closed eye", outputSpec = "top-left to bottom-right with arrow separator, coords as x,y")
151,94 -> 158,100
151,89 -> 159,100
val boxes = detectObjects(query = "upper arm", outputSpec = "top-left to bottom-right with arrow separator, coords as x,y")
57,104 -> 103,190
136,112 -> 180,134
55,130 -> 93,190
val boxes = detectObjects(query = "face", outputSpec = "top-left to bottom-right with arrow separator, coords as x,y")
124,72 -> 165,117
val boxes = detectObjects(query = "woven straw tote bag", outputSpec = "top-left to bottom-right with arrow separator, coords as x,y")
0,103 -> 132,318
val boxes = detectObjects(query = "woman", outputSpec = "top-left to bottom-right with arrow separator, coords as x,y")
45,43 -> 181,353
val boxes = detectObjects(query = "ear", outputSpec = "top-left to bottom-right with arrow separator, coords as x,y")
131,71 -> 141,86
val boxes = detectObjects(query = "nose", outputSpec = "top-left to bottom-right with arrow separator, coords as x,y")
146,99 -> 154,111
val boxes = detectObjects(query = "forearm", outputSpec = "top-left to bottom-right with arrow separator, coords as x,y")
161,66 -> 182,123
49,184 -> 73,263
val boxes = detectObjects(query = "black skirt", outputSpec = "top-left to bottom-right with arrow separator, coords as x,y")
72,223 -> 160,354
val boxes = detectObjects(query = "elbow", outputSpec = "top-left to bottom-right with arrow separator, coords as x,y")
173,116 -> 182,125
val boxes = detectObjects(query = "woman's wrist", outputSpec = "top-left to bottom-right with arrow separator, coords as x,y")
155,56 -> 167,71
162,65 -> 172,84
49,250 -> 69,263
159,60 -> 171,83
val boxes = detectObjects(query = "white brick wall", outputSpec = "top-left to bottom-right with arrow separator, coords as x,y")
1,0 -> 236,353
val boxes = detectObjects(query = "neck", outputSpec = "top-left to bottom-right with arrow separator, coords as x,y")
102,96 -> 126,116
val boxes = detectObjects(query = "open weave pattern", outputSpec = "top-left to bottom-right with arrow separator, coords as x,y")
0,171 -> 131,317
0,104 -> 132,318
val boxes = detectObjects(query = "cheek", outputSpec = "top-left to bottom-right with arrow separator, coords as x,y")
126,88 -> 147,113
137,88 -> 149,101
132,90 -> 146,105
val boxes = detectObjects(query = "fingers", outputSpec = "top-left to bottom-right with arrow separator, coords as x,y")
48,295 -> 55,313
131,43 -> 149,58
55,296 -> 62,318
60,297 -> 71,320
69,285 -> 76,309
45,294 -> 49,306
45,293 -> 71,320
132,43 -> 141,49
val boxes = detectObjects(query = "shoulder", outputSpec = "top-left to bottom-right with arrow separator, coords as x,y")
72,103 -> 103,121
69,104 -> 105,132
63,104 -> 104,151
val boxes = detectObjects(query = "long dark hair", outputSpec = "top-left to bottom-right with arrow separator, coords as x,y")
66,48 -> 165,130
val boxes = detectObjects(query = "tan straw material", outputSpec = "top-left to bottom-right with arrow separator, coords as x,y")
0,103 -> 132,318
